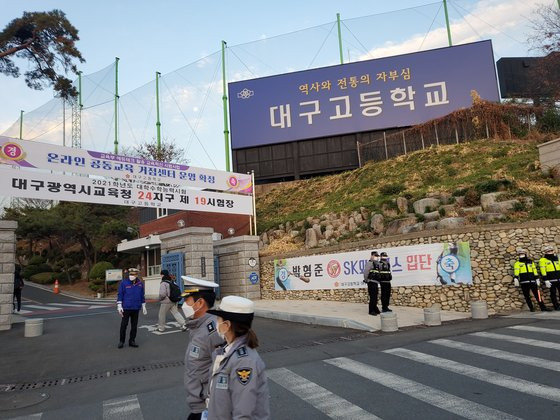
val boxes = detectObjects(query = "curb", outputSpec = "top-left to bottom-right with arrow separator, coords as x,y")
254,309 -> 377,332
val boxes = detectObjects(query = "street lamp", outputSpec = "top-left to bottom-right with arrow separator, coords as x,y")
127,226 -> 140,239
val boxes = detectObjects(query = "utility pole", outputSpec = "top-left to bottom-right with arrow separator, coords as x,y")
221,40 -> 231,171
337,13 -> 344,64
443,0 -> 453,46
156,71 -> 162,153
114,57 -> 120,154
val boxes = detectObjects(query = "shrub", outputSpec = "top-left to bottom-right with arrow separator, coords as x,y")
439,207 -> 446,217
463,188 -> 481,206
474,179 -> 512,194
537,108 -> 560,133
37,263 -> 52,273
415,213 -> 426,222
30,272 -> 55,284
452,187 -> 468,197
89,261 -> 114,280
303,220 -> 312,230
22,265 -> 42,280
28,255 -> 46,265
379,183 -> 406,196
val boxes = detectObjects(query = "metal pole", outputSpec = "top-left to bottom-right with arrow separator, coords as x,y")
222,41 -> 231,171
383,131 -> 388,159
435,123 -> 439,146
114,57 -> 119,154
421,132 -> 425,149
356,141 -> 362,168
156,71 -> 162,153
443,0 -> 453,46
78,71 -> 83,109
337,13 -> 344,65
251,170 -> 257,235
485,122 -> 489,139
403,131 -> 407,154
455,126 -> 459,144
62,99 -> 66,147
19,110 -> 23,140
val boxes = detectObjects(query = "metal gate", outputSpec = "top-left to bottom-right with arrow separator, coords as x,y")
161,252 -> 185,298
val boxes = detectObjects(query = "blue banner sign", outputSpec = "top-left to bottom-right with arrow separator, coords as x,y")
228,40 -> 499,149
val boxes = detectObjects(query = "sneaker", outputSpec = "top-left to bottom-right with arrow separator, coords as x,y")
117,342 -> 124,349
157,328 -> 165,332
181,325 -> 188,332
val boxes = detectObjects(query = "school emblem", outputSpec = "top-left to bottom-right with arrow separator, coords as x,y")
236,368 -> 252,385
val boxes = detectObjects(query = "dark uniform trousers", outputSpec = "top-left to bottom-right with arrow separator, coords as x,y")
549,281 -> 560,309
367,282 -> 380,314
120,309 -> 139,343
520,281 -> 541,311
380,281 -> 391,310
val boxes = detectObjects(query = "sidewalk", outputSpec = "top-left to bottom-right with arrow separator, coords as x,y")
253,299 -> 471,332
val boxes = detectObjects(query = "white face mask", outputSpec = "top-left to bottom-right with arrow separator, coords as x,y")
129,275 -> 137,281
183,299 -> 201,319
519,254 -> 526,259
217,321 -> 228,340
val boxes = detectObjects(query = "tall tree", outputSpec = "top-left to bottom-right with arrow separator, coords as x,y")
122,138 -> 189,163
0,9 -> 84,99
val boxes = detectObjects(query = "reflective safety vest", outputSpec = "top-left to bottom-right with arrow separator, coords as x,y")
539,256 -> 560,281
513,260 -> 538,283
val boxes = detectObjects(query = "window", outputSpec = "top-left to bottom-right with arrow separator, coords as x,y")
157,208 -> 168,219
146,247 -> 162,277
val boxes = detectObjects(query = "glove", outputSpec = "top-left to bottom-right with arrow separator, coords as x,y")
545,280 -> 552,288
537,279 -> 541,287
142,303 -> 147,315
117,303 -> 123,316
513,278 -> 519,287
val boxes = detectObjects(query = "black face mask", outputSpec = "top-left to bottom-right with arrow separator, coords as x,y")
545,253 -> 558,261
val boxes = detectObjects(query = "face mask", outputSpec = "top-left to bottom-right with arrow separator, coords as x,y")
373,256 -> 380,261
519,254 -> 526,259
130,275 -> 137,281
217,321 -> 228,340
183,299 -> 201,319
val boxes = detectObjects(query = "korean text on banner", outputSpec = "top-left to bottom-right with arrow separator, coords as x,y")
0,136 -> 252,195
274,242 -> 472,291
0,166 -> 253,216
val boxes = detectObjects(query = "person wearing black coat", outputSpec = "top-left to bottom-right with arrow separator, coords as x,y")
13,265 -> 24,313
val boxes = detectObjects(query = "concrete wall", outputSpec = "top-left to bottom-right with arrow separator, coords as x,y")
538,137 -> 560,173
214,236 -> 261,299
260,219 -> 560,314
0,221 -> 17,331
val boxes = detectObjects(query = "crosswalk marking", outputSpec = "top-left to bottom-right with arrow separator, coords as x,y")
385,348 -> 560,403
471,332 -> 560,350
103,395 -> 144,419
24,305 -> 59,311
268,367 -> 380,420
431,339 -> 560,372
507,325 -> 560,336
49,303 -> 89,307
324,357 -> 520,420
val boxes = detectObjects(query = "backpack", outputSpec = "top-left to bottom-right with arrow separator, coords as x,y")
164,279 -> 182,302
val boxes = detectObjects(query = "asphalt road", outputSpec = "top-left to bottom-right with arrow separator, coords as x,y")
1,286 -> 560,419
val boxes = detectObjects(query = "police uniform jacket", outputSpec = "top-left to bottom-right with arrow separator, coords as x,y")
363,260 -> 379,283
184,313 -> 224,413
116,278 -> 145,310
539,255 -> 560,282
207,334 -> 270,420
513,259 -> 538,283
378,259 -> 392,282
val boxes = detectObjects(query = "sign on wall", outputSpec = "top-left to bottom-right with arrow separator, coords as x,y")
0,166 -> 253,215
0,136 -> 252,194
229,40 -> 499,149
274,242 -> 472,291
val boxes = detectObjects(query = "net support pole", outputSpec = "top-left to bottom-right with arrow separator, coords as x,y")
114,57 -> 120,154
251,170 -> 257,235
156,71 -> 162,153
19,110 -> 24,140
222,40 -> 231,171
443,0 -> 453,46
337,13 -> 344,65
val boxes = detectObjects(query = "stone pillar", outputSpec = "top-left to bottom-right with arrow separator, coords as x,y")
214,236 -> 260,299
0,221 -> 17,331
160,227 -> 215,281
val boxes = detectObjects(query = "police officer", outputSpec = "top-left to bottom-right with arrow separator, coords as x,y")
206,296 -> 270,419
539,245 -> 560,311
180,276 -> 224,420
378,251 -> 393,312
363,251 -> 380,315
513,249 -> 549,312
116,267 -> 147,348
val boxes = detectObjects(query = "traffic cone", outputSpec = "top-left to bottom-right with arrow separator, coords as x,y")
53,279 -> 60,294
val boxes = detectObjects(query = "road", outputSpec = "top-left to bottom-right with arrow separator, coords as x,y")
1,286 -> 560,419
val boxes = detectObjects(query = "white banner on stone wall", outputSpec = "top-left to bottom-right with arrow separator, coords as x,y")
0,166 -> 253,215
274,242 -> 472,291
0,136 -> 252,194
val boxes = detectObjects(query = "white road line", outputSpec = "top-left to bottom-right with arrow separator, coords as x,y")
268,367 -> 380,420
385,348 -> 560,403
103,395 -> 144,420
8,413 -> 43,419
325,358 -> 520,420
471,332 -> 560,350
507,325 -> 560,336
49,303 -> 88,307
24,305 -> 59,311
431,339 -> 560,373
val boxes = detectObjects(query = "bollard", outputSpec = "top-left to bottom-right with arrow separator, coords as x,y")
380,312 -> 398,332
423,307 -> 442,326
24,318 -> 44,338
471,300 -> 488,319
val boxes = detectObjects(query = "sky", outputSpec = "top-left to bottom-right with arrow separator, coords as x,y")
0,0 -> 554,170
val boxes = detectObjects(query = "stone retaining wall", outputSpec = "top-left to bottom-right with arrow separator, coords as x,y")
260,220 -> 560,314
0,221 -> 17,331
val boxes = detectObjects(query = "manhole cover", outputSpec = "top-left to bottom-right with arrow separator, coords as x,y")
0,391 -> 49,411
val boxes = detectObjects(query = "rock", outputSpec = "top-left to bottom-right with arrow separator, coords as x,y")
290,230 -> 300,238
440,204 -> 456,217
522,197 -> 534,209
317,239 -> 329,247
312,223 -> 324,240
486,200 -> 519,213
413,198 -> 441,214
425,221 -> 439,230
273,229 -> 285,239
460,206 -> 483,216
396,197 -> 408,213
408,222 -> 425,233
348,217 -> 357,232
423,211 -> 440,222
557,205 -> 560,211
324,229 -> 335,240
455,196 -> 465,206
480,192 -> 505,210
381,204 -> 398,218
360,207 -> 369,221
440,192 -> 453,205
476,213 -> 505,222
261,231 -> 269,245
305,228 -> 318,248
370,214 -> 384,234
437,217 -> 466,230
386,217 -> 417,236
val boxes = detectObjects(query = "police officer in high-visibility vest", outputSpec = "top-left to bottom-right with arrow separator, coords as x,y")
378,251 -> 393,312
363,251 -> 381,315
513,248 -> 549,312
539,245 -> 560,311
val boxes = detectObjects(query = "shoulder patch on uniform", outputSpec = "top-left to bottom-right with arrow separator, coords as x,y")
207,321 -> 215,334
236,346 -> 248,357
236,368 -> 252,385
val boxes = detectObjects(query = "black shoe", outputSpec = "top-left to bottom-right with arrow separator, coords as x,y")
529,308 -> 536,312
382,308 -> 392,313
118,342 -> 124,349
554,306 -> 560,311
129,341 -> 139,348
541,306 -> 552,312
369,312 -> 378,316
